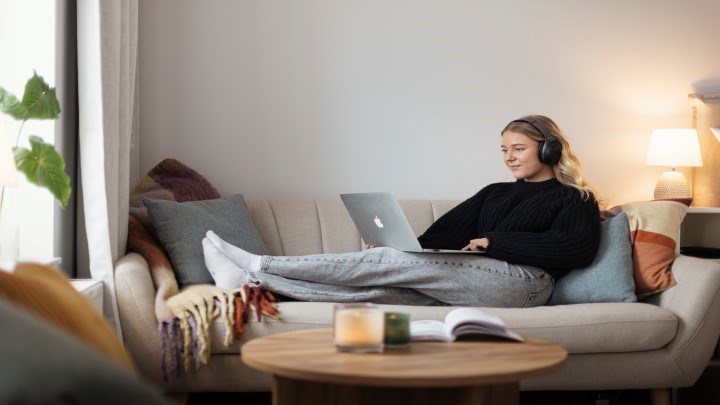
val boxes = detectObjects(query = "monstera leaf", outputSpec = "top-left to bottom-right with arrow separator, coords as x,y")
0,72 -> 69,208
14,136 -> 71,208
0,72 -> 60,120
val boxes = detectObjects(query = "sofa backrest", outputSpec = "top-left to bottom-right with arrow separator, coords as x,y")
245,198 -> 461,256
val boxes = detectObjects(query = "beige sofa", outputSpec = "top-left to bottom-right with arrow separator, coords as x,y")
114,197 -> 720,403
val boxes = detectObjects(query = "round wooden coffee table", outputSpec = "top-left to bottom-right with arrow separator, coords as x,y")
242,328 -> 566,405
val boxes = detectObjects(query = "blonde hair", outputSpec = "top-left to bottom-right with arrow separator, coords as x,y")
502,115 -> 600,202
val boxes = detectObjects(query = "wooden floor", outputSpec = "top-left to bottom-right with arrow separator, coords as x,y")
521,390 -> 652,404
182,368 -> 720,405
183,390 -> 651,405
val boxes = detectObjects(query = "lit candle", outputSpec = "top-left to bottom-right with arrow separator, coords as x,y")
384,312 -> 410,349
333,303 -> 384,352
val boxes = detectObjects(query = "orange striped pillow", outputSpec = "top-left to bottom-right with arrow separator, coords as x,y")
603,201 -> 688,298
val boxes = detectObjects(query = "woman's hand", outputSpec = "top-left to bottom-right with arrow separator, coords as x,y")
365,244 -> 377,249
462,238 -> 489,251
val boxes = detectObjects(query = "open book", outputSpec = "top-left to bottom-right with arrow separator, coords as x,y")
410,307 -> 523,342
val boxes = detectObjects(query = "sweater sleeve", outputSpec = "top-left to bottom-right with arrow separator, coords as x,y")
417,186 -> 494,250
483,195 -> 601,277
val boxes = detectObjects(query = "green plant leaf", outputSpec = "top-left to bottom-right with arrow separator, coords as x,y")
0,72 -> 60,120
14,135 -> 71,208
0,86 -> 28,119
20,72 -> 61,119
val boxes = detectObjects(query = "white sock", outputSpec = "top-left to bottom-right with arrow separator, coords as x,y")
203,237 -> 251,290
206,230 -> 262,272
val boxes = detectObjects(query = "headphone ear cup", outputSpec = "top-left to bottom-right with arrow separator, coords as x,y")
538,138 -> 562,165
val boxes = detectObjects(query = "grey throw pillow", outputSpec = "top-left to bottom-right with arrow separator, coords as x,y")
548,212 -> 636,305
0,297 -> 170,405
145,194 -> 268,287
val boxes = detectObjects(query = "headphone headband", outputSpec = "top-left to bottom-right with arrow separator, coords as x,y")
510,118 -> 553,141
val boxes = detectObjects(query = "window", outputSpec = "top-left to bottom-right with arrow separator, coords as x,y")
0,0 -> 57,260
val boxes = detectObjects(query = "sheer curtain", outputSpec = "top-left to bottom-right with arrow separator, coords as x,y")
77,0 -> 139,334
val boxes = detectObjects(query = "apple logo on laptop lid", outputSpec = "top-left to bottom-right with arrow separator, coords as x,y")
374,216 -> 384,229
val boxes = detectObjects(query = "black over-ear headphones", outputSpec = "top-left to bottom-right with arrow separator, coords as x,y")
510,119 -> 562,165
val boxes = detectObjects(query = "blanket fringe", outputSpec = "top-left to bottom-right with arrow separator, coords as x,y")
159,284 -> 279,381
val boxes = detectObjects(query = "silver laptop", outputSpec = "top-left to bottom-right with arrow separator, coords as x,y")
340,192 -> 485,254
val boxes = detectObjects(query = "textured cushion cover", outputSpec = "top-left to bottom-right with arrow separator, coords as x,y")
145,194 -> 268,287
0,297 -> 169,405
0,263 -> 134,370
604,200 -> 688,298
549,212 -> 636,305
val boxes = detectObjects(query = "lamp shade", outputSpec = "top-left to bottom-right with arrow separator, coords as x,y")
645,128 -> 703,167
0,113 -> 17,187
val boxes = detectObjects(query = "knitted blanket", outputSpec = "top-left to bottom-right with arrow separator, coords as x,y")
126,158 -> 278,380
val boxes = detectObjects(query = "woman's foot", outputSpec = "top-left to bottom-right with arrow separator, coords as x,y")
206,230 -> 262,272
202,237 -> 251,290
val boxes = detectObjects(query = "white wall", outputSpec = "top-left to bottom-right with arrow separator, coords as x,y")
138,0 -> 720,207
0,0 -> 55,260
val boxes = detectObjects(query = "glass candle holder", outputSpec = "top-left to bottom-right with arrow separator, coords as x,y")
383,312 -> 411,349
333,303 -> 384,353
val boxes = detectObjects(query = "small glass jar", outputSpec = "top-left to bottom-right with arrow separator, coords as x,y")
333,303 -> 384,353
383,312 -> 411,349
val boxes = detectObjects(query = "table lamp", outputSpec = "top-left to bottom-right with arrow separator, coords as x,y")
0,113 -> 16,187
1,113 -> 18,265
645,128 -> 702,201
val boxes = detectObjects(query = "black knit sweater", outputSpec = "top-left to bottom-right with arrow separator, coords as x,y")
417,178 -> 601,279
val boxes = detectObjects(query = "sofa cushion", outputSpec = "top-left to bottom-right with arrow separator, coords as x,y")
604,200 -> 688,298
0,263 -> 135,370
0,297 -> 169,404
548,212 -> 636,305
494,303 -> 677,354
215,301 -> 677,355
145,194 -> 268,287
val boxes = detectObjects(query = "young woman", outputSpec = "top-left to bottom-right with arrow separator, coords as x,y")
203,115 -> 601,308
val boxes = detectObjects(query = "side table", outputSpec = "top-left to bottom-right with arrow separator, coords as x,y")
242,328 -> 567,405
680,207 -> 720,264
70,279 -> 104,314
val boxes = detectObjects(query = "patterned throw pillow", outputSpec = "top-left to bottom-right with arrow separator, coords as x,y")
603,201 -> 689,298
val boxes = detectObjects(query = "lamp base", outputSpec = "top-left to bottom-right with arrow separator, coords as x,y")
654,170 -> 692,201
0,213 -> 18,270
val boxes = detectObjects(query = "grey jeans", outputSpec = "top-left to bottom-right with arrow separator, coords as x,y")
252,247 -> 554,308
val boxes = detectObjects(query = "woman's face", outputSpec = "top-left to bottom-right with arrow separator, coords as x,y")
501,131 -> 556,182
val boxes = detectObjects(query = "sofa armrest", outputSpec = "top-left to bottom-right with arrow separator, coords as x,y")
114,253 -> 164,384
647,255 -> 720,384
